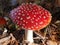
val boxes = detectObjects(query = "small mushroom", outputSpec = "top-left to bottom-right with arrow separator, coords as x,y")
0,17 -> 7,36
10,3 -> 52,44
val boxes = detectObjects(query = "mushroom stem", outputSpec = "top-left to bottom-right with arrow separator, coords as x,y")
2,28 -> 7,36
26,30 -> 34,43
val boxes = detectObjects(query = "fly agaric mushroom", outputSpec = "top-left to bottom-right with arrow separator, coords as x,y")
10,3 -> 52,44
0,17 -> 7,36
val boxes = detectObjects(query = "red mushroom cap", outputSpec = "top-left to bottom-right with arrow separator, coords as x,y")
0,17 -> 6,26
10,3 -> 52,30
